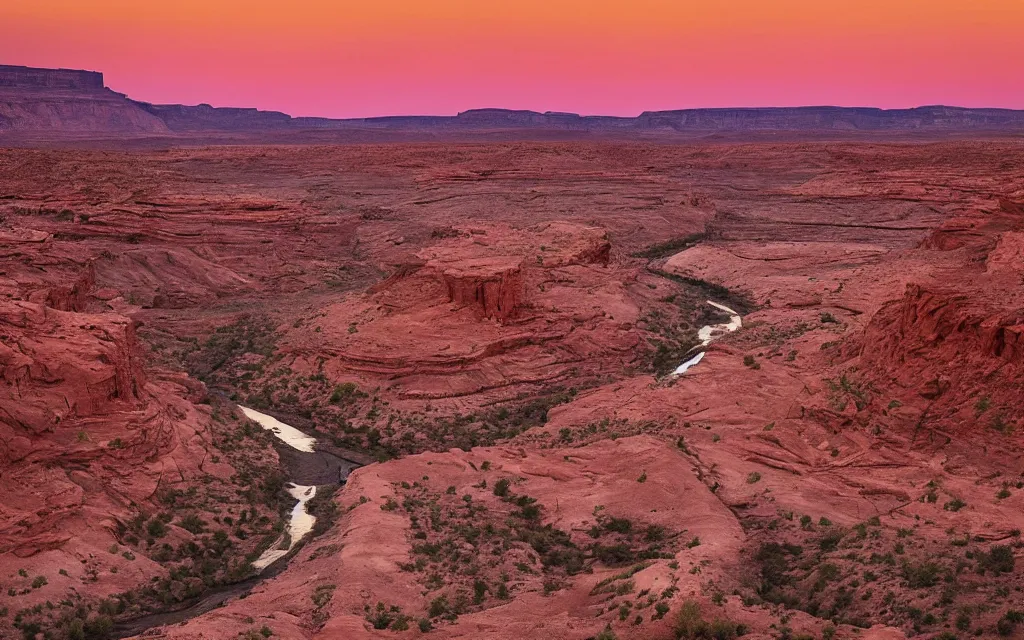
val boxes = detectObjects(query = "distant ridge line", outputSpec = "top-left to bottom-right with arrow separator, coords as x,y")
3,63 -> 1024,136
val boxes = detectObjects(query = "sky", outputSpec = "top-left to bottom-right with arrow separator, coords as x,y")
2,0 -> 1023,118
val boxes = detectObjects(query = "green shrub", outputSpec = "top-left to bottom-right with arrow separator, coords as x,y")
595,625 -> 618,640
632,234 -> 705,259
998,610 -> 1024,636
428,595 -> 449,618
944,498 -> 966,512
977,545 -> 1015,575
818,528 -> 845,552
902,561 -> 941,588
329,383 -> 359,403
493,478 -> 511,497
604,518 -> 633,534
83,615 -> 113,638
673,600 -> 745,639
178,513 -> 206,534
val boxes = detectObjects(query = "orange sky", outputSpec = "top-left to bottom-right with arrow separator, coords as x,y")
2,0 -> 1023,117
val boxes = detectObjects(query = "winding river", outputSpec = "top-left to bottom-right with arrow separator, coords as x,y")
114,301 -> 739,637
238,406 -> 324,571
113,406 -> 355,638
671,300 -> 743,376
240,406 -> 317,453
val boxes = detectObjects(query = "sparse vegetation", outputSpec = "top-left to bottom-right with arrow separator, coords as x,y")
673,600 -> 746,639
632,233 -> 705,259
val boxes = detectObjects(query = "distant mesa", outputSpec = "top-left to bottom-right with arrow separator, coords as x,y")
3,63 -> 1024,138
0,65 -> 103,90
0,64 -> 168,134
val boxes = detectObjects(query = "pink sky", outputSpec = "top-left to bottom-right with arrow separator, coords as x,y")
3,0 -> 1023,118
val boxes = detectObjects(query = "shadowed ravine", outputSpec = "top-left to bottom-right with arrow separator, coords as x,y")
112,409 -> 360,639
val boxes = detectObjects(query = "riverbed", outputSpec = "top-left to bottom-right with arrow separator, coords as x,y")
672,300 -> 743,376
238,406 -> 357,571
113,406 -> 358,638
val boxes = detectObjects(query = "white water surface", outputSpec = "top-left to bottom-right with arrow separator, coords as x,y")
240,406 -> 317,452
238,406 -> 320,571
671,351 -> 706,376
672,300 -> 743,376
252,483 -> 318,571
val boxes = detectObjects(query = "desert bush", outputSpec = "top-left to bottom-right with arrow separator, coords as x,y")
673,600 -> 746,639
632,234 -> 705,259
178,514 -> 206,534
604,517 -> 633,534
902,561 -> 941,588
493,478 -> 511,497
977,545 -> 1015,575
944,498 -> 966,512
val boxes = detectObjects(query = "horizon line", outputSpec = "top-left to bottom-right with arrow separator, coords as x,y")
5,63 -> 1024,121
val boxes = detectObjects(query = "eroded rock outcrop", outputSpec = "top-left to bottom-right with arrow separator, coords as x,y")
276,222 -> 638,403
0,298 -> 279,619
859,284 -> 1024,433
0,300 -> 144,432
0,64 -> 169,133
440,256 -> 524,321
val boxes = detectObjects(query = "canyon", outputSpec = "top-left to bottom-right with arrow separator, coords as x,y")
0,67 -> 1023,640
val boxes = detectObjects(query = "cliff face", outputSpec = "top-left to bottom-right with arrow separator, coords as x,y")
634,106 -> 1024,131
0,65 -> 104,90
0,65 -> 169,134
132,101 -> 294,132
341,106 -> 1024,132
856,200 -> 1024,437
858,284 -> 1024,436
0,300 -> 145,434
440,257 -> 524,322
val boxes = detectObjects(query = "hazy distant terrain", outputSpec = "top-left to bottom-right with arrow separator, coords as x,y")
4,64 -> 1024,144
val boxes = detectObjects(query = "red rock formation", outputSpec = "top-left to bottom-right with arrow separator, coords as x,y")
440,256 -> 524,321
38,262 -> 96,312
0,300 -> 144,431
859,284 -> 1024,433
0,298 -> 275,617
